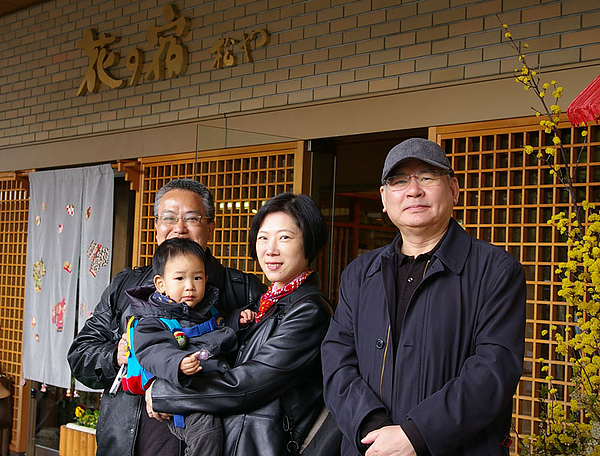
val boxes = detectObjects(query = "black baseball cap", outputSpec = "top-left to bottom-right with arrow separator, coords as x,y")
381,138 -> 453,183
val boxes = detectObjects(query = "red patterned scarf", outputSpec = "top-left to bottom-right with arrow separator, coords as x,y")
255,270 -> 312,323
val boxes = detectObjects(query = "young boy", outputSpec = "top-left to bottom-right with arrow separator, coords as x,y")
127,238 -> 255,456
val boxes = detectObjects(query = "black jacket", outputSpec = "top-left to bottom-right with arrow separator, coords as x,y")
67,248 -> 265,456
322,219 -> 526,456
152,272 -> 333,456
129,285 -> 239,386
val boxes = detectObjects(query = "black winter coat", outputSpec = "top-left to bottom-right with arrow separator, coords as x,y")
151,272 -> 333,456
67,248 -> 265,456
322,219 -> 526,456
129,285 -> 239,387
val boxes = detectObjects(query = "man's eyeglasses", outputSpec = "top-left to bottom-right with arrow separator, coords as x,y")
156,214 -> 205,226
384,169 -> 453,191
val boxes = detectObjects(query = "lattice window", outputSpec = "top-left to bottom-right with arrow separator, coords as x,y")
0,175 -> 28,448
436,118 -> 600,453
135,142 -> 307,282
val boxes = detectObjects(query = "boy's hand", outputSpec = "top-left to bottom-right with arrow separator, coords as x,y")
239,309 -> 256,326
179,352 -> 203,375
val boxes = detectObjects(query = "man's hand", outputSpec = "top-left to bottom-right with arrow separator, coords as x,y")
144,383 -> 172,422
116,335 -> 128,366
180,352 -> 203,375
362,425 -> 417,456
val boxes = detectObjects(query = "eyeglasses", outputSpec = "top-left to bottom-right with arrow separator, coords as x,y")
156,214 -> 205,226
384,170 -> 452,191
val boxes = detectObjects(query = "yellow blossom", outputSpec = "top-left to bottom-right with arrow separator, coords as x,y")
582,201 -> 596,210
571,399 -> 579,411
552,87 -> 563,98
552,136 -> 561,145
505,32 -> 512,38
582,130 -> 588,137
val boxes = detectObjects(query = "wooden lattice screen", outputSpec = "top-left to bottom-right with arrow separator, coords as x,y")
0,174 -> 29,452
435,117 -> 600,453
133,142 -> 308,280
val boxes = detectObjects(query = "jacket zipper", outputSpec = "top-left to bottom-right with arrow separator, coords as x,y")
378,258 -> 432,402
422,259 -> 430,277
379,325 -> 391,400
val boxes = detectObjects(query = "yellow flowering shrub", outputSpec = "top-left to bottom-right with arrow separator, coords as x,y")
500,18 -> 600,456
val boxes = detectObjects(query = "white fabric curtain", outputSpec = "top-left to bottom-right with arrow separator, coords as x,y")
23,164 -> 113,389
78,165 -> 115,331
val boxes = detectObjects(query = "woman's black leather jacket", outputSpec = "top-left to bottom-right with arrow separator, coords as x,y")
152,272 -> 332,456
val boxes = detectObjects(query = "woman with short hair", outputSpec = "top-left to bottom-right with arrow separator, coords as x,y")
147,192 -> 333,456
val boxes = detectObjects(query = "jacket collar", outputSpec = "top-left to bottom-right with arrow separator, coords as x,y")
126,282 -> 220,321
367,218 -> 471,277
274,272 -> 324,308
431,218 -> 471,275
255,272 -> 329,321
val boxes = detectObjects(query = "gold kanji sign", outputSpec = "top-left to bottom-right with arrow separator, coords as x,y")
76,4 -> 190,96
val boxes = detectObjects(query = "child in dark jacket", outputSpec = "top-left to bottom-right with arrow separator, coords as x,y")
128,238 -> 255,456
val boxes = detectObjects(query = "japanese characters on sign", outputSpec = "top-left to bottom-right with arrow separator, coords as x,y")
210,29 -> 270,69
77,28 -> 123,95
76,3 -> 271,96
77,3 -> 189,96
138,2 -> 190,82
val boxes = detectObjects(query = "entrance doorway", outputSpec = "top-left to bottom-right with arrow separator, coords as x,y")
310,128 -> 428,306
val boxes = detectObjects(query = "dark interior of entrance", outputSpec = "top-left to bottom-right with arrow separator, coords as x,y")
311,128 -> 428,306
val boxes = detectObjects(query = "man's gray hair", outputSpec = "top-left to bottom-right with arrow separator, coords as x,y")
153,179 -> 215,221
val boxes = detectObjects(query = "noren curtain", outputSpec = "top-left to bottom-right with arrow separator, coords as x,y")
22,164 -> 113,388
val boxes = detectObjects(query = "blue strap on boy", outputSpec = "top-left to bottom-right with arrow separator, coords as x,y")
178,314 -> 225,339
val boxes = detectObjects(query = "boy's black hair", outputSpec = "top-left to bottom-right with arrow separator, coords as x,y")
249,192 -> 327,263
152,238 -> 206,277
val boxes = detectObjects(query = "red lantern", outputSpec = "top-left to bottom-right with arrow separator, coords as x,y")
567,74 -> 600,126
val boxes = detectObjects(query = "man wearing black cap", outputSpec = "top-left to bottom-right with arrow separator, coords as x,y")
322,138 -> 526,455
